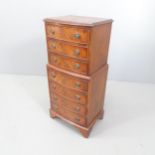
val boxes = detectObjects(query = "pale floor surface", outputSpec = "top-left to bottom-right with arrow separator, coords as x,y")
0,74 -> 155,155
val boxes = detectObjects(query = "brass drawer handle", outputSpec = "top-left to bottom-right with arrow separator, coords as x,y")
52,72 -> 56,78
50,29 -> 55,35
73,33 -> 80,39
53,57 -> 58,63
75,95 -> 81,100
75,106 -> 80,111
52,43 -> 56,49
54,96 -> 58,101
74,49 -> 80,56
74,63 -> 80,69
75,82 -> 81,88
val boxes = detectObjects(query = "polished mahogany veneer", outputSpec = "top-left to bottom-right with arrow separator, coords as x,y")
44,15 -> 113,138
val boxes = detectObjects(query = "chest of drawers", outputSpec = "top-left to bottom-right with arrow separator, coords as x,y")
44,15 -> 113,138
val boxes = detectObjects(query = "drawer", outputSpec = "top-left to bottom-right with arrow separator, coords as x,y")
50,81 -> 87,104
52,103 -> 86,126
47,66 -> 88,91
49,53 -> 88,75
51,93 -> 86,115
47,39 -> 88,60
46,24 -> 90,44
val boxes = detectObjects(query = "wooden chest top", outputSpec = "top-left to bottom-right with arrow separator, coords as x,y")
44,15 -> 113,27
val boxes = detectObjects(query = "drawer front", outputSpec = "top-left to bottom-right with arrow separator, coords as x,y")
48,66 -> 88,91
49,53 -> 88,75
51,93 -> 86,115
50,81 -> 87,104
52,103 -> 86,126
47,39 -> 88,60
46,24 -> 90,44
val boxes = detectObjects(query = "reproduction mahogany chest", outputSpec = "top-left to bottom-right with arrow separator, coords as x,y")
44,15 -> 113,138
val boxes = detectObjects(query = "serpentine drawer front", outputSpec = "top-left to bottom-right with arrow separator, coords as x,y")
51,92 -> 87,116
49,81 -> 87,105
49,53 -> 88,75
46,24 -> 90,44
47,39 -> 88,60
44,15 -> 113,138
